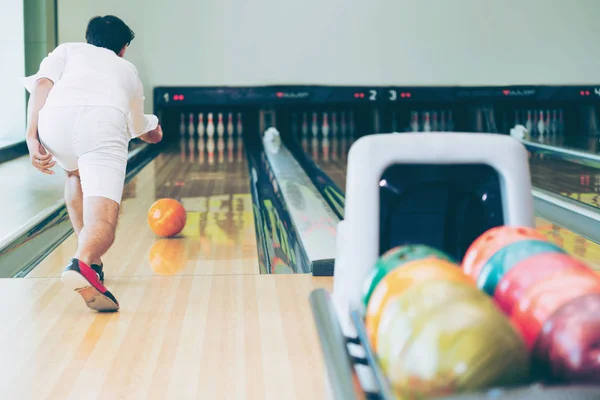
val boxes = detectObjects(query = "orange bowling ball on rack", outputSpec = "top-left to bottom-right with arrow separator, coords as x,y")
148,198 -> 187,237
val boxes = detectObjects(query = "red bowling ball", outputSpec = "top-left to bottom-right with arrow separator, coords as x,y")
534,292 -> 600,383
494,253 -> 592,315
512,272 -> 600,349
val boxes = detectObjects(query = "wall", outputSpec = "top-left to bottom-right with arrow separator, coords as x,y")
0,0 -> 25,145
58,0 -> 600,103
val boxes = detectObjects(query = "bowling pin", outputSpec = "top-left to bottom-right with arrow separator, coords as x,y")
322,112 -> 330,137
227,112 -> 234,136
237,113 -> 243,136
340,112 -> 347,136
311,137 -> 319,159
302,136 -> 308,153
218,137 -> 225,164
180,113 -> 186,136
301,113 -> 308,137
188,113 -> 195,136
207,113 -> 215,137
198,137 -> 205,164
545,110 -> 551,135
537,110 -> 545,138
322,137 -> 330,162
525,110 -> 533,134
410,111 -> 420,132
422,112 -> 432,132
311,112 -> 319,137
551,109 -> 558,135
432,111 -> 439,131
331,112 -> 338,137
207,137 -> 215,165
217,113 -> 225,137
227,135 -> 234,163
197,113 -> 205,137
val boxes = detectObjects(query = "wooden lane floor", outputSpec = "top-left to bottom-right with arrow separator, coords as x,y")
0,274 -> 333,399
529,153 -> 600,209
29,137 -> 259,278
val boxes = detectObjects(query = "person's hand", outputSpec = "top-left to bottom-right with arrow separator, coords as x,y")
26,137 -> 56,174
140,124 -> 163,144
150,124 -> 163,143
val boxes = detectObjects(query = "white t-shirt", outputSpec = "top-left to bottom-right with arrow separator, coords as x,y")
24,42 -> 158,138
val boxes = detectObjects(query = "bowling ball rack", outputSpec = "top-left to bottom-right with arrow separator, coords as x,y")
308,133 -> 598,399
310,288 -> 600,400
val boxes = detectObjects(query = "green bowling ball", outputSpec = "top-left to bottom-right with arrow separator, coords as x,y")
477,239 -> 565,296
376,280 -> 487,372
384,296 -> 530,398
361,244 -> 455,307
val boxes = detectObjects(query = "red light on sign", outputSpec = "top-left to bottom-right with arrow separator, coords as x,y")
354,93 -> 366,99
276,92 -> 284,98
173,94 -> 185,101
580,90 -> 591,96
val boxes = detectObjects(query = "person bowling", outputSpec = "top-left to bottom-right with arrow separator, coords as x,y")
23,15 -> 163,312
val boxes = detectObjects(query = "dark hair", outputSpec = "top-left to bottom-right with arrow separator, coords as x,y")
85,16 -> 135,54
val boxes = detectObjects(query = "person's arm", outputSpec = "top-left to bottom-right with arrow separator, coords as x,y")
127,68 -> 161,143
23,45 -> 67,174
25,78 -> 56,174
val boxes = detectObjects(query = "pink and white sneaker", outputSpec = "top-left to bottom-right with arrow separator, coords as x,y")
61,258 -> 119,312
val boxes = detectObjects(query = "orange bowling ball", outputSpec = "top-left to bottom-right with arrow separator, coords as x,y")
462,226 -> 547,281
148,198 -> 187,237
365,258 -> 473,350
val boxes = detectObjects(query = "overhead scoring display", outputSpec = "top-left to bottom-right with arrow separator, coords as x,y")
154,85 -> 600,108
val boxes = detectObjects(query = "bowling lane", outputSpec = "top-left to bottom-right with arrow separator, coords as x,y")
0,273 -> 332,399
529,153 -> 600,210
28,135 -> 259,278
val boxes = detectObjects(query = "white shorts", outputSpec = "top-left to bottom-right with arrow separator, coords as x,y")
38,105 -> 129,204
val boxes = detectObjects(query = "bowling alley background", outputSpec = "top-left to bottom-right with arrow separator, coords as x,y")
56,0 -> 600,103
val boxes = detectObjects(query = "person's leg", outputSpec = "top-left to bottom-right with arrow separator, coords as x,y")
65,170 -> 105,278
74,196 -> 119,268
65,170 -> 84,236
61,194 -> 121,312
